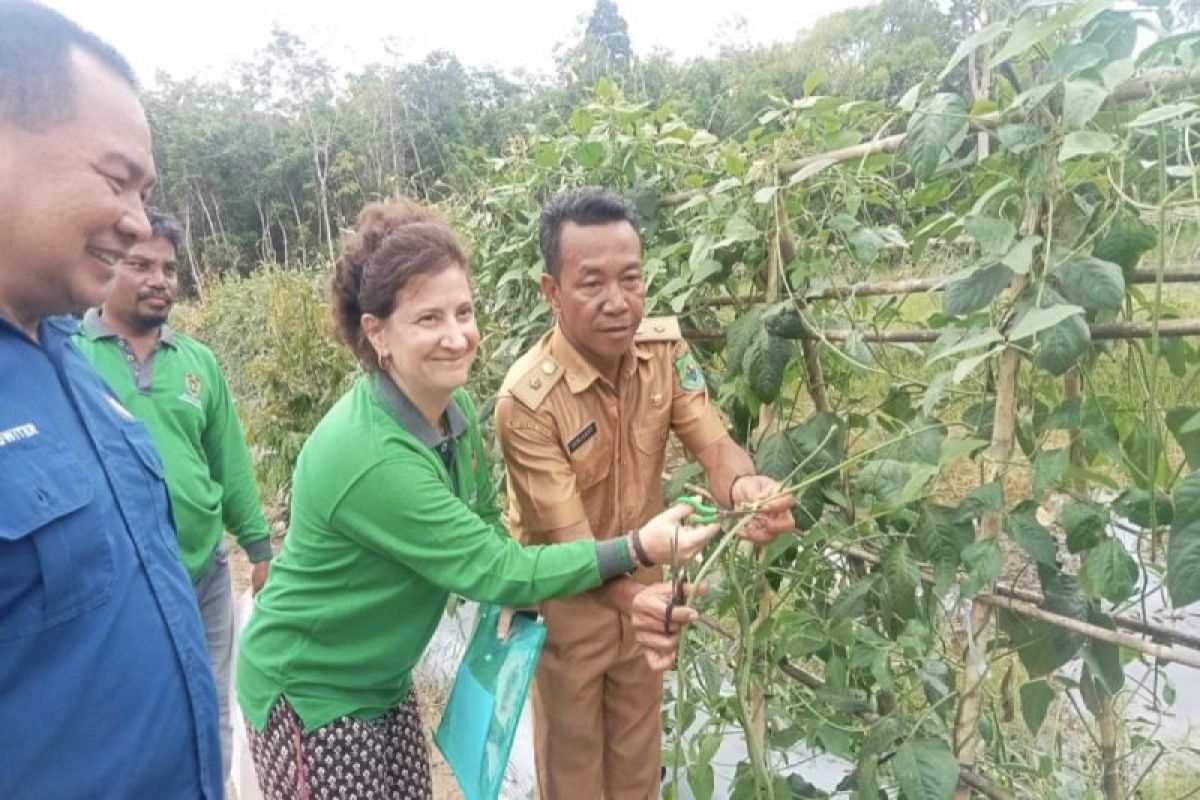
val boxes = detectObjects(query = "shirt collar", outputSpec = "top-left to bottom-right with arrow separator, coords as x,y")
371,371 -> 468,448
81,307 -> 176,347
549,325 -> 650,395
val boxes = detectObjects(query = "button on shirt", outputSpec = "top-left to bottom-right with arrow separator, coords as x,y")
0,315 -> 221,799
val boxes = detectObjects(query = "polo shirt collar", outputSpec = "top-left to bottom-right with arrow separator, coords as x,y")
550,325 -> 648,394
371,372 -> 468,448
81,308 -> 176,348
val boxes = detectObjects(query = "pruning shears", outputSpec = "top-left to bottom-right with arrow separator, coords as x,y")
675,495 -> 758,526
662,497 -> 758,633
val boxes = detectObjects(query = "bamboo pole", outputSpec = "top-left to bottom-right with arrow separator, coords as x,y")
683,318 -> 1200,345
829,543 -> 1200,669
691,268 -> 1200,308
1064,370 -> 1124,800
953,344 -> 1021,794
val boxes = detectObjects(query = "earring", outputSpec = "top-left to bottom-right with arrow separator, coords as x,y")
377,350 -> 392,372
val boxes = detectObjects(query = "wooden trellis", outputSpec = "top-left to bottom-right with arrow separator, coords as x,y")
667,63 -> 1200,799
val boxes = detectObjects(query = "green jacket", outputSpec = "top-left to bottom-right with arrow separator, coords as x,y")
75,310 -> 271,581
236,373 -> 603,732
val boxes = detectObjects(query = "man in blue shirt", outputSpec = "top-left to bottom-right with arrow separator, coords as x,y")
0,4 -> 222,798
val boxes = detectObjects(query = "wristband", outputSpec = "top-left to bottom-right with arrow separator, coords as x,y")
729,473 -> 753,503
630,527 -> 654,568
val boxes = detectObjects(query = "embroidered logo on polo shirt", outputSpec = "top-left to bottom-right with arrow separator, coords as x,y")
0,422 -> 39,448
567,421 -> 598,454
185,372 -> 202,399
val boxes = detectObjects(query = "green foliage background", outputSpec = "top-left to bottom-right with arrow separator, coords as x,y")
163,1 -> 1200,797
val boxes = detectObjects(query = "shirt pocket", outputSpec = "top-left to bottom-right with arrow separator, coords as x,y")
631,417 -> 670,510
565,422 -> 611,491
0,436 -> 112,642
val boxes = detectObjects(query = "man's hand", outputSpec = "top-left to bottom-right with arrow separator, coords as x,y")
629,581 -> 706,671
731,475 -> 796,544
250,560 -> 271,595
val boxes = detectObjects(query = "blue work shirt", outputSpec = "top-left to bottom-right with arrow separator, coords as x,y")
0,314 -> 222,799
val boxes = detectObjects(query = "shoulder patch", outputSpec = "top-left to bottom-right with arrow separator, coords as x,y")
634,316 -> 681,342
674,350 -> 706,391
507,356 -> 565,411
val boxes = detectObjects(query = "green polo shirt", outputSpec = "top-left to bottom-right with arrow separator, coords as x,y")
74,310 -> 271,581
236,373 -> 604,732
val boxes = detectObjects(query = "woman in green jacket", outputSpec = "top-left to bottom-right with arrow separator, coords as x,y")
236,200 -> 720,799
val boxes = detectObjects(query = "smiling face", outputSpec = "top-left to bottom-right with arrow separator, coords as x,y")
541,220 -> 645,376
363,264 -> 479,401
0,47 -> 156,329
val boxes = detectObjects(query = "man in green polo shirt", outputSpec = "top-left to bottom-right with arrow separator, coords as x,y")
74,207 -> 271,780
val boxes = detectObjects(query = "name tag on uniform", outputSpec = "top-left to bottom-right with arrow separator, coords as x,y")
567,421 -> 597,454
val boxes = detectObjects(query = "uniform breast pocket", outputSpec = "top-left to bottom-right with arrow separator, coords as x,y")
566,421 -> 611,491
0,437 -> 111,642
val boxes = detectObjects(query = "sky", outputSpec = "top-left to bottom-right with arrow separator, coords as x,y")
45,0 -> 876,85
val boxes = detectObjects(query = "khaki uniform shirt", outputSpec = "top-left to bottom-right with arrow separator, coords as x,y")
496,318 -> 727,546
495,317 -> 729,797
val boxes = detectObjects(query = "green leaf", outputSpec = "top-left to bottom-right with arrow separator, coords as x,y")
663,462 -> 705,506
1093,214 -> 1157,274
688,763 -> 714,800
1036,313 -> 1091,376
1112,488 -> 1173,528
944,262 -> 1014,316
940,22 -> 1008,82
954,480 -> 1004,522
755,431 -> 796,481
1001,568 -> 1088,676
1167,408 -> 1200,472
1007,501 -> 1059,566
773,608 -> 828,658
720,213 -> 759,244
1059,131 -> 1117,162
905,93 -> 969,181
787,412 -> 847,472
788,157 -> 838,186
994,15 -> 1057,66
961,539 -> 1003,597
1033,447 -> 1069,495
575,140 -> 606,168
1167,471 -> 1200,607
1002,235 -> 1042,275
1063,79 -> 1108,129
1127,102 -> 1198,129
753,185 -> 778,204
1020,680 -> 1056,736
725,309 -> 763,377
1061,499 -> 1110,553
1085,10 -> 1138,59
1010,302 -> 1086,341
883,540 -> 921,622
998,123 -> 1049,154
1042,43 -> 1109,82
1053,254 -> 1126,314
1079,537 -> 1139,604
743,331 -> 791,404
965,215 -> 1017,258
892,737 -> 959,800
568,108 -> 594,135
856,460 -> 916,508
928,328 -> 1004,366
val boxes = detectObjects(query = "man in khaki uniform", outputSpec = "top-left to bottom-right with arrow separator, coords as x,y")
496,187 -> 795,798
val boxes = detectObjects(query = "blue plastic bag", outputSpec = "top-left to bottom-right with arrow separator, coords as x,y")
434,605 -> 545,800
